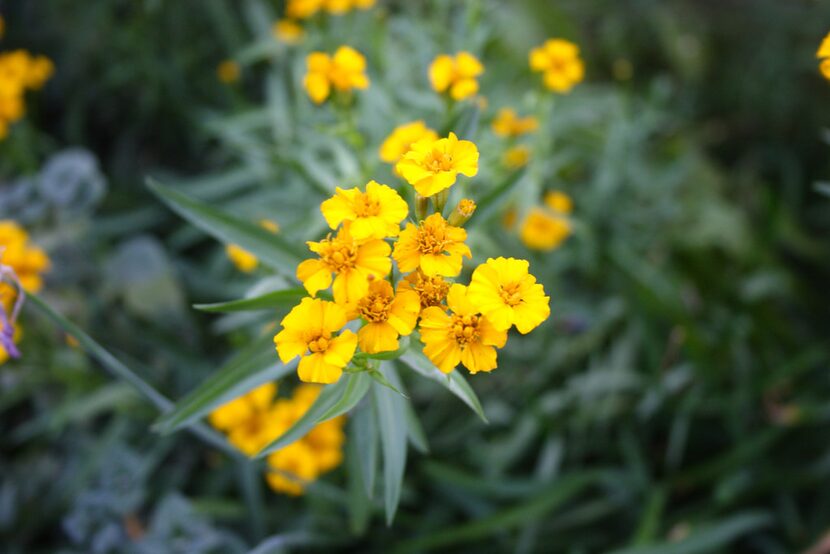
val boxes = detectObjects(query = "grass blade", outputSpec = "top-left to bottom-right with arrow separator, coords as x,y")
193,288 -> 307,313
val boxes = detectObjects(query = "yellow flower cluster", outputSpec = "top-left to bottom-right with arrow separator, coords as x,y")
287,0 -> 374,19
519,191 -> 573,252
429,52 -> 484,101
274,133 -> 550,381
529,38 -> 584,93
209,383 -> 345,495
0,49 -> 54,140
491,108 -> 539,138
273,19 -> 304,45
818,32 -> 830,81
303,46 -> 369,104
226,220 -> 280,273
0,221 -> 50,363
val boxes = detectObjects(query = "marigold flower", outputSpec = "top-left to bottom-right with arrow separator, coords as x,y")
303,46 -> 369,104
467,257 -> 550,334
320,181 -> 408,240
429,52 -> 484,101
286,0 -> 323,19
296,223 -> 391,305
0,220 -> 50,298
419,284 -> 507,374
544,191 -> 573,214
503,145 -> 531,169
274,297 -> 358,384
208,383 -> 284,455
491,108 -> 539,137
379,121 -> 439,164
529,38 -> 585,93
519,208 -> 571,251
273,19 -> 304,44
398,269 -> 450,310
305,415 -> 346,471
216,60 -> 240,84
266,441 -> 319,495
395,132 -> 479,197
393,213 -> 471,277
355,279 -> 420,353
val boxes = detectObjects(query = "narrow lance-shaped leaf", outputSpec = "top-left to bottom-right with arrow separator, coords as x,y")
316,371 -> 371,423
353,401 -> 378,498
372,364 -> 408,525
194,288 -> 308,313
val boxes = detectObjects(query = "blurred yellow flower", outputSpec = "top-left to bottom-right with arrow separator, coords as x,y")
0,220 -> 50,300
216,60 -> 240,83
320,180 -> 408,240
467,257 -> 550,334
225,220 -> 280,273
519,207 -> 571,251
393,214 -> 471,277
395,132 -> 479,197
491,108 -> 539,137
0,50 -> 53,139
273,19 -> 304,44
274,297 -> 358,384
208,383 -> 282,455
544,191 -> 573,214
286,0 -> 323,19
379,120 -> 438,164
529,38 -> 585,93
355,279 -> 420,353
398,269 -> 450,310
502,145 -> 531,169
819,32 -> 830,80
296,223 -> 391,305
429,52 -> 484,101
266,442 -> 319,495
303,46 -> 369,104
419,284 -> 507,374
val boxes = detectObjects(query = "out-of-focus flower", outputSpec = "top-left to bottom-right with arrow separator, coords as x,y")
544,191 -> 573,214
208,383 -> 282,455
519,207 -> 571,251
379,121 -> 439,164
818,32 -> 830,80
216,60 -> 240,83
502,145 -> 531,169
303,46 -> 369,104
395,132 -> 479,197
273,19 -> 304,44
429,52 -> 484,101
492,108 -> 539,137
0,50 -> 53,140
529,38 -> 584,93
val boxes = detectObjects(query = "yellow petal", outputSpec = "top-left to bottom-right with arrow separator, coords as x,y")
296,258 -> 332,296
358,322 -> 399,353
298,353 -> 343,384
324,329 -> 358,365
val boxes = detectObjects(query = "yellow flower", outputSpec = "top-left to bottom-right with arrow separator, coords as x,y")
303,46 -> 369,104
266,441 -> 319,495
225,220 -> 280,273
24,56 -> 53,90
491,108 -> 539,137
296,223 -> 391,305
395,132 -> 479,197
502,145 -> 531,169
208,383 -> 283,455
286,0 -> 323,19
418,284 -> 507,374
544,191 -> 573,214
519,208 -> 571,251
274,297 -> 358,384
398,269 -> 450,310
529,38 -> 585,93
467,257 -> 550,334
355,278 -> 420,353
393,213 -> 471,277
0,220 -> 50,304
216,60 -> 240,83
379,121 -> 439,164
305,416 -> 346,471
320,180 -> 408,240
817,32 -> 830,59
822,58 -> 830,81
273,19 -> 304,44
429,52 -> 484,101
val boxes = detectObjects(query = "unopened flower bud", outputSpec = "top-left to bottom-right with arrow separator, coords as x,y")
448,198 -> 477,226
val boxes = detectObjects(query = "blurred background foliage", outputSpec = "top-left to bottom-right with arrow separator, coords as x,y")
1,0 -> 829,552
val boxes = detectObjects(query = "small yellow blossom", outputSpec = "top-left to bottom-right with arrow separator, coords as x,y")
467,257 -> 550,334
447,198 -> 476,226
544,191 -> 573,214
818,32 -> 830,59
286,0 -> 323,19
208,383 -> 282,455
0,220 -> 50,303
379,121 -> 439,164
303,46 -> 369,104
398,269 -> 450,310
529,38 -> 585,93
491,108 -> 539,137
0,50 -> 53,139
216,60 -> 240,84
355,279 -> 420,353
519,208 -> 571,251
419,284 -> 507,374
320,181 -> 408,240
266,441 -> 319,495
226,220 -> 280,273
393,213 -> 471,277
429,52 -> 484,101
273,19 -> 304,44
503,145 -> 531,169
296,223 -> 391,305
274,297 -> 358,384
395,132 -> 479,197
304,414 -> 346,471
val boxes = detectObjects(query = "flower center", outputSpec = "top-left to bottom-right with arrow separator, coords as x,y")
320,240 -> 358,273
499,282 -> 523,307
353,192 -> 381,217
424,149 -> 454,173
306,331 -> 332,353
358,292 -> 392,323
451,314 -> 480,346
409,274 -> 449,308
416,224 -> 448,255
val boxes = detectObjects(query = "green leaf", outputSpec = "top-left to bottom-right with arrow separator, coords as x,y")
405,403 -> 429,454
399,351 -> 488,423
255,376 -> 352,457
147,178 -> 304,272
353,402 -> 378,498
153,334 -> 295,434
369,369 -> 407,397
371,365 -> 408,525
194,288 -> 307,313
346,419 -> 373,535
316,371 -> 371,422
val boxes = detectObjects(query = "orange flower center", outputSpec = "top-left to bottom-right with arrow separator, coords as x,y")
424,149 -> 454,173
451,314 -> 481,346
406,272 -> 449,308
306,331 -> 332,353
353,192 -> 381,217
499,282 -> 523,307
319,238 -> 358,273
415,221 -> 451,255
357,291 -> 392,323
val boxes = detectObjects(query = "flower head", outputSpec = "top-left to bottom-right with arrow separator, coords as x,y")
355,278 -> 420,353
393,214 -> 471,277
491,108 -> 539,137
529,38 -> 585,93
447,198 -> 477,226
266,442 -> 319,495
320,181 -> 408,240
544,191 -> 573,214
286,0 -> 323,18
467,257 -> 550,334
216,60 -> 240,83
296,223 -> 391,305
303,46 -> 369,104
503,145 -> 531,169
379,121 -> 439,164
398,269 -> 450,310
419,284 -> 507,374
0,220 -> 50,300
274,297 -> 358,383
519,208 -> 571,251
208,383 -> 283,455
429,52 -> 484,101
395,132 -> 479,197
273,19 -> 304,44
